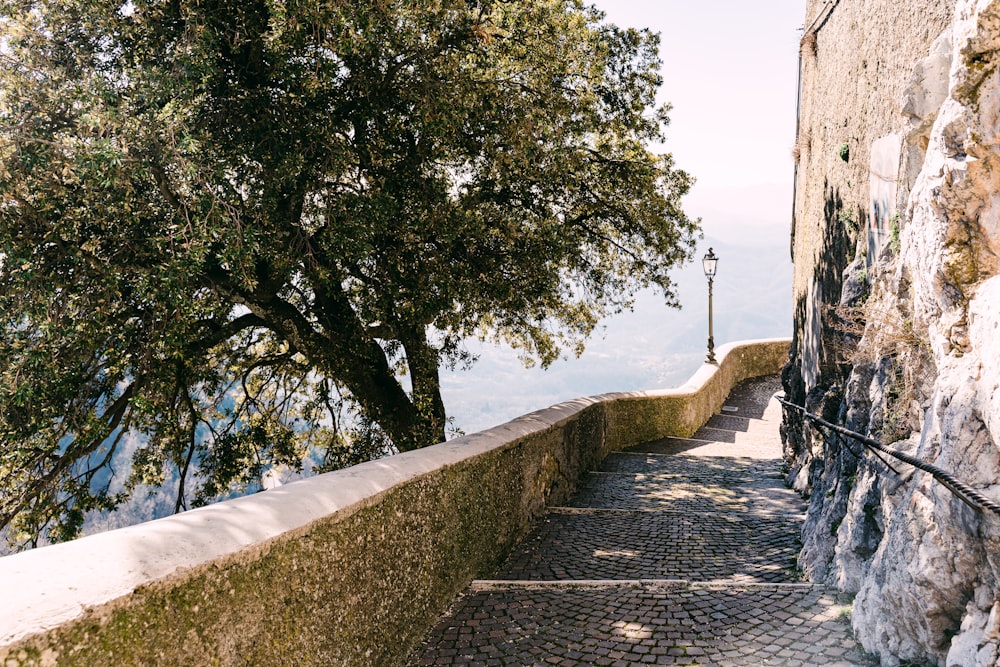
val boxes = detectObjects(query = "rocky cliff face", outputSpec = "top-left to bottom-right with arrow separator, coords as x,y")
786,1 -> 1000,665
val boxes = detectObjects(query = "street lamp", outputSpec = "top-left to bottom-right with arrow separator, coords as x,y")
702,247 -> 719,364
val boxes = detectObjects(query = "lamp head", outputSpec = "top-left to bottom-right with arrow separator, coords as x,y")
702,247 -> 718,278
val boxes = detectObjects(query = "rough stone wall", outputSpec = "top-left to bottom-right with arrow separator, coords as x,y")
786,1 -> 1000,665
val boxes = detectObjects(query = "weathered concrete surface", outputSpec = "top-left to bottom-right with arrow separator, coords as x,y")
0,338 -> 789,667
787,1 -> 1000,665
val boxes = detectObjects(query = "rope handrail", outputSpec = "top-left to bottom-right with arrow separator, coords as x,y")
777,395 -> 1000,517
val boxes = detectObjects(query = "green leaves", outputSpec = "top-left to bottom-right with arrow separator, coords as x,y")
193,414 -> 302,507
0,0 -> 696,547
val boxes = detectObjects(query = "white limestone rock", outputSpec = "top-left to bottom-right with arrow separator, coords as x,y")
837,1 -> 1000,663
902,31 -> 953,189
947,592 -> 1000,666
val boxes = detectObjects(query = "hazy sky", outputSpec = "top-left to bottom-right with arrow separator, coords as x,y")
441,1 -> 807,434
592,0 -> 805,239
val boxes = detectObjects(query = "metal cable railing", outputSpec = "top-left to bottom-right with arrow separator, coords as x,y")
778,395 -> 1000,517
805,0 -> 841,35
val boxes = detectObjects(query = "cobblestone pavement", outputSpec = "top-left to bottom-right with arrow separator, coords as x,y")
492,509 -> 802,583
410,376 -> 875,666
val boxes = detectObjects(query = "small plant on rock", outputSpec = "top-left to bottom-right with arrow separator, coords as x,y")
890,212 -> 901,254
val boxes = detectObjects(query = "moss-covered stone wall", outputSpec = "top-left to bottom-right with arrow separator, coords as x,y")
0,338 -> 789,667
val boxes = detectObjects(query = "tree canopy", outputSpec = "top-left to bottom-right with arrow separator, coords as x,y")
0,0 -> 697,546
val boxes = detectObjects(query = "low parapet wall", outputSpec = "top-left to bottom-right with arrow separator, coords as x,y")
0,338 -> 790,667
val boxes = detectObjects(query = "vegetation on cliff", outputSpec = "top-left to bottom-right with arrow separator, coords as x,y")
0,0 -> 696,546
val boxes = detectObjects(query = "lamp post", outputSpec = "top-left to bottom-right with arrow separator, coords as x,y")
702,248 -> 719,364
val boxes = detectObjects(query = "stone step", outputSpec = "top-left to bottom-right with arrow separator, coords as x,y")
624,436 -> 717,456
718,374 -> 782,418
411,582 -> 869,667
469,579 -> 818,590
704,413 -> 753,432
599,452 -> 783,479
491,509 -> 802,583
625,435 -> 782,459
567,471 -> 808,516
692,425 -> 739,442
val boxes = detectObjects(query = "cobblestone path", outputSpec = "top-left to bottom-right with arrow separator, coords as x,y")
410,376 -> 873,666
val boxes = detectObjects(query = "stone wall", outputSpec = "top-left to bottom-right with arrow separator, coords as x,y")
790,0 -> 954,399
0,339 -> 789,667
787,0 -> 1000,664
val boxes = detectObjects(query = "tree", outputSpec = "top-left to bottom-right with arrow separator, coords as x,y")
0,0 -> 697,546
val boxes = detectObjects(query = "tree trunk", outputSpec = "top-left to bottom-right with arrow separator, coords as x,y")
399,324 -> 448,447
306,281 -> 442,452
215,270 -> 439,452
